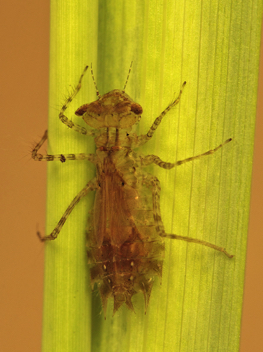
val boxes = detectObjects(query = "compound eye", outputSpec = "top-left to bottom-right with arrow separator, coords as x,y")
130,103 -> 143,115
75,104 -> 89,116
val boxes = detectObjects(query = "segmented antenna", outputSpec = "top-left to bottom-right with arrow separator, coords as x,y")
90,63 -> 101,99
123,61 -> 133,92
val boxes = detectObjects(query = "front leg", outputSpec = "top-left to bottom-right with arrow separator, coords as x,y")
38,178 -> 98,241
32,130 -> 97,163
137,81 -> 186,146
58,65 -> 92,136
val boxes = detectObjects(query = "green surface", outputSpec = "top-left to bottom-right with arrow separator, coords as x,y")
42,1 -> 262,351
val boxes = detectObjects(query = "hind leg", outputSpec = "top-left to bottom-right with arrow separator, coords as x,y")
142,174 -> 233,258
38,178 -> 98,241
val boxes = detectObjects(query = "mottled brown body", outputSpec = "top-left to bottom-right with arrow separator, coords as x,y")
87,152 -> 164,313
32,65 -> 232,316
76,90 -> 165,314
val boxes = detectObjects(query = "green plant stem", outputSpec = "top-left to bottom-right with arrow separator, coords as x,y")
42,1 -> 262,351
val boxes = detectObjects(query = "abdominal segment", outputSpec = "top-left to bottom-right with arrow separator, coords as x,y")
86,160 -> 164,315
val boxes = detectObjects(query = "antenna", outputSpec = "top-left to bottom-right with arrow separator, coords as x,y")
90,63 -> 101,98
123,61 -> 133,92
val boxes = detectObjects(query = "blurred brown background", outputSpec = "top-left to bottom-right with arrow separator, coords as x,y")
0,2 -> 262,351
